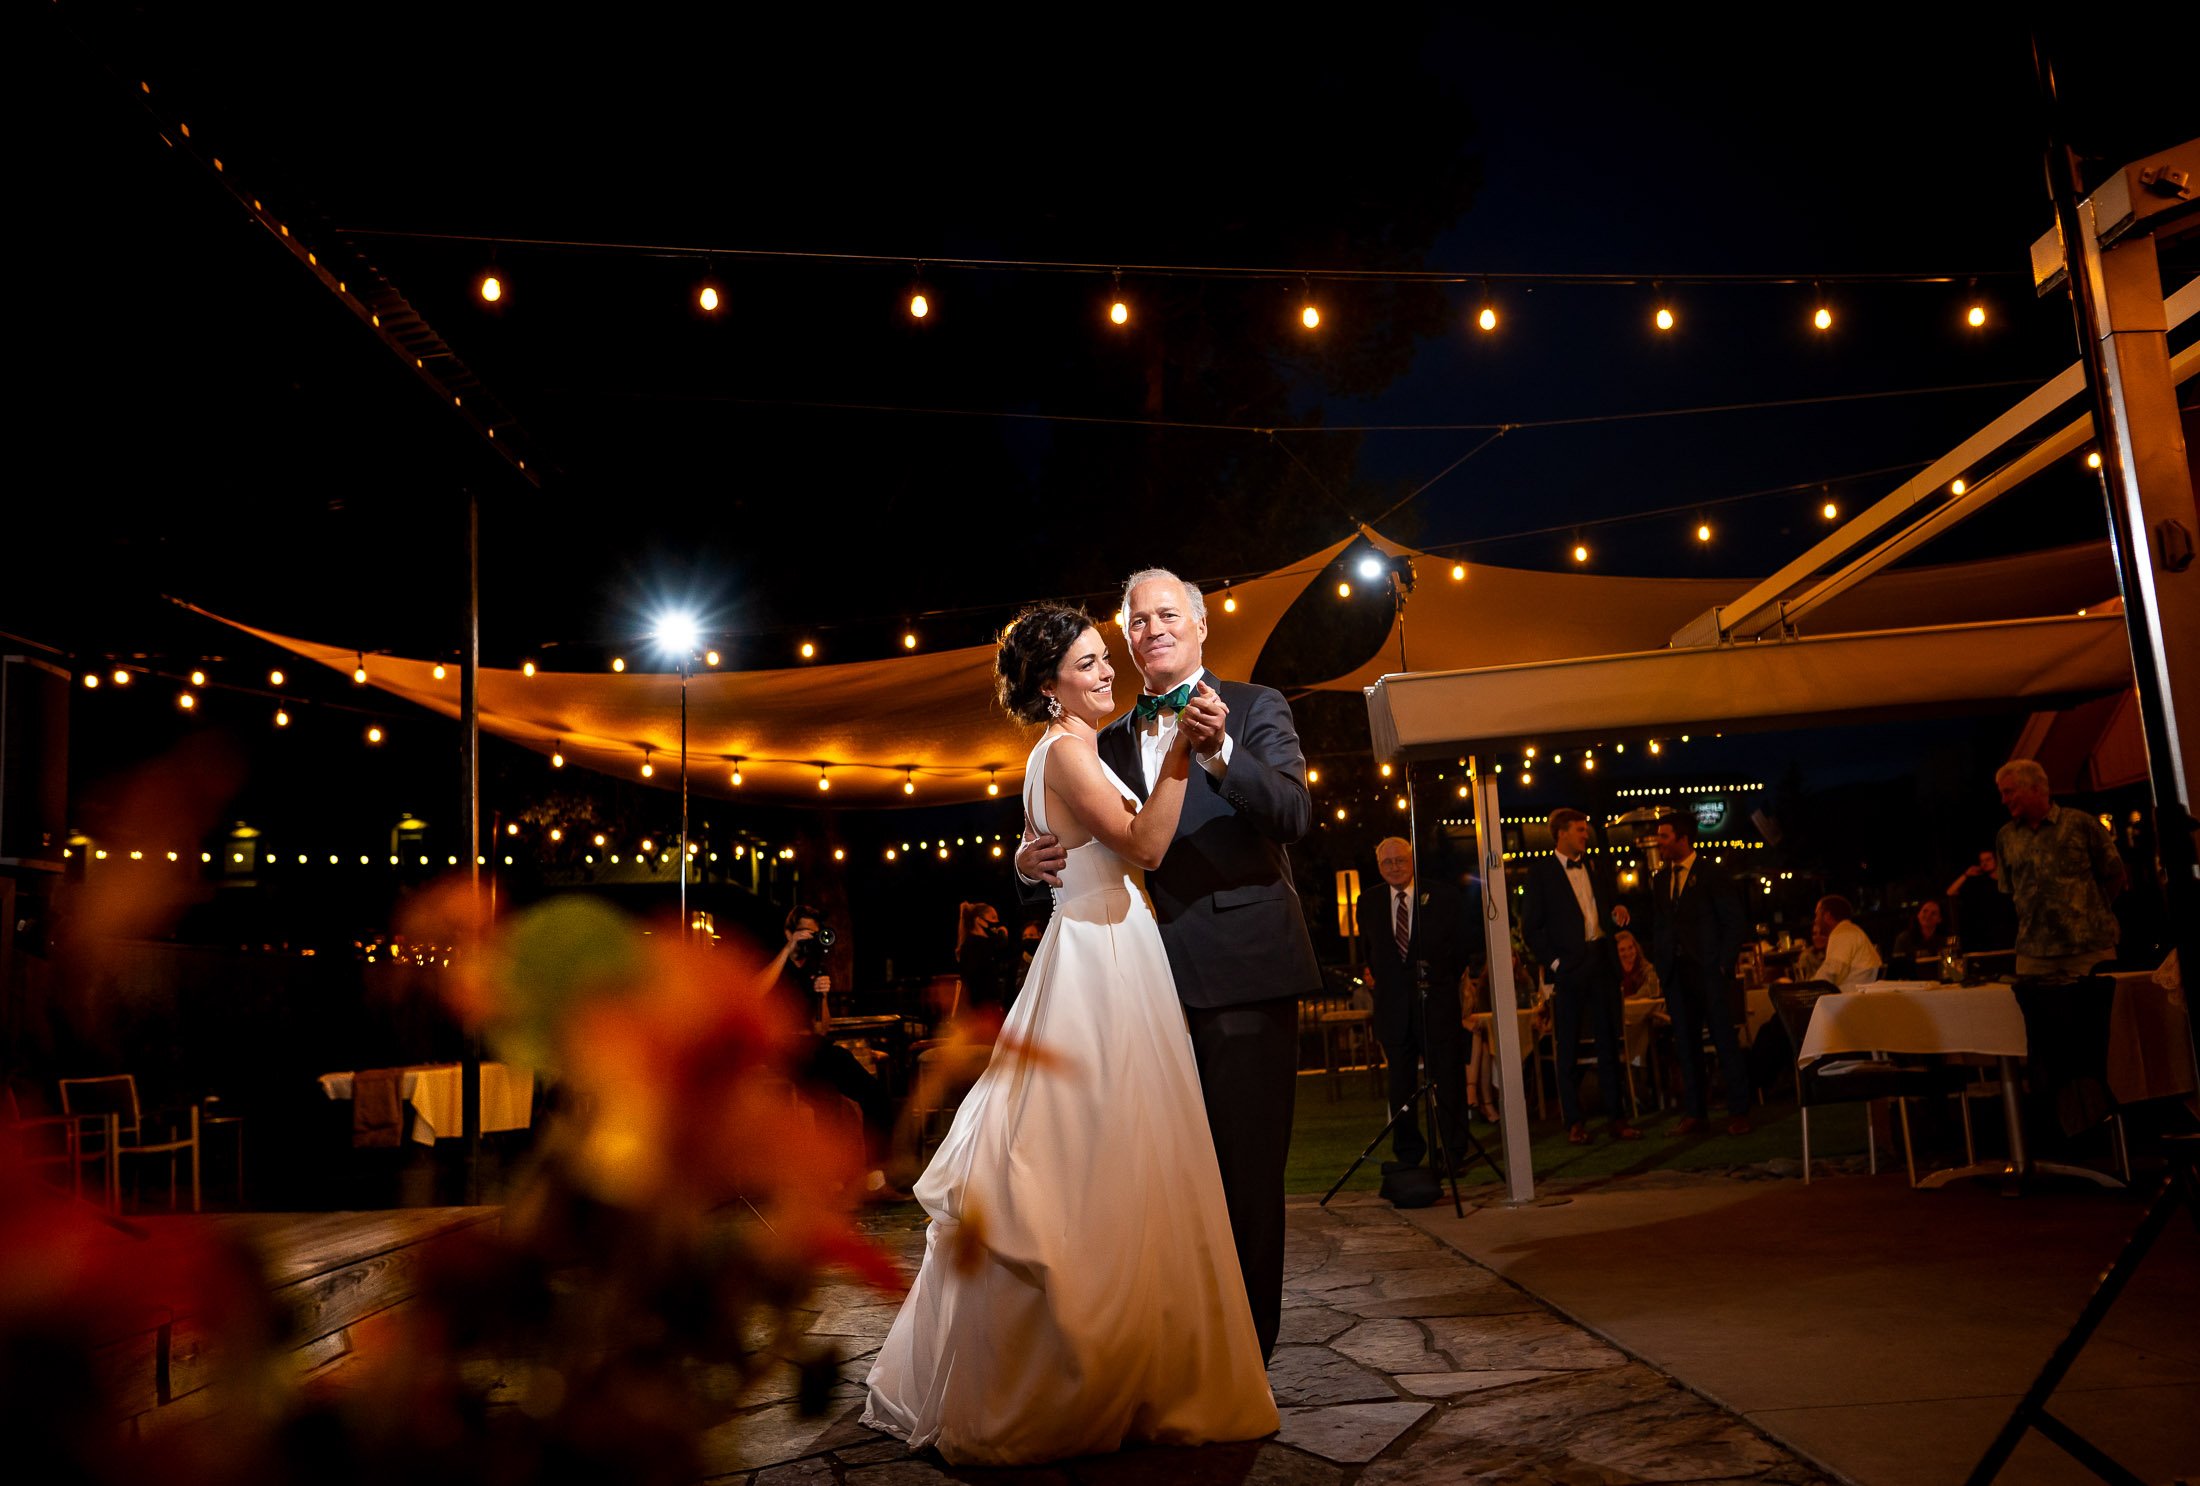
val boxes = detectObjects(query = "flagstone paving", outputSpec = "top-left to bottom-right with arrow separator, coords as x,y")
704,1195 -> 1836,1484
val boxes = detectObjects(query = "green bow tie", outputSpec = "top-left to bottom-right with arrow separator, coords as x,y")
1134,682 -> 1194,720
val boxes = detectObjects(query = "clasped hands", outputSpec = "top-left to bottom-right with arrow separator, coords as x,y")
1016,683 -> 1225,887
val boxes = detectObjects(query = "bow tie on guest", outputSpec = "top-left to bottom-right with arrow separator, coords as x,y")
1563,857 -> 1585,871
1133,682 -> 1195,720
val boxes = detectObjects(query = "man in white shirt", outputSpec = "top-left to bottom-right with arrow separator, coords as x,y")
1811,895 -> 1883,989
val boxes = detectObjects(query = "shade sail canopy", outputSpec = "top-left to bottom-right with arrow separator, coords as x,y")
191,531 -> 1360,806
1365,612 -> 2135,760
1313,536 -> 2117,693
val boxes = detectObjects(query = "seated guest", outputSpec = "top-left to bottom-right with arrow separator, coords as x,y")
1891,896 -> 1952,977
1614,928 -> 1662,1001
1812,895 -> 1883,989
1793,922 -> 1828,983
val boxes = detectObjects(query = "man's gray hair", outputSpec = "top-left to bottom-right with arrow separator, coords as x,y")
1995,758 -> 2050,791
1120,567 -> 1206,625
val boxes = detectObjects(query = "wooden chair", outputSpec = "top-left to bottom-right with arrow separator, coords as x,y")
57,1076 -> 200,1212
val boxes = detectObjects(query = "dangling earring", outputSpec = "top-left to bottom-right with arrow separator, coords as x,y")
1046,693 -> 1064,721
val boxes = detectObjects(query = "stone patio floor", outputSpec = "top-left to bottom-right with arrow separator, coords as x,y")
699,1194 -> 1837,1484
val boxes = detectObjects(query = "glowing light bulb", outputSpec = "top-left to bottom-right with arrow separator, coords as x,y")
549,828 -> 562,842
433,664 -> 447,680
522,660 -> 537,677
987,777 -> 1000,796
1109,300 -> 1129,326
593,834 -> 606,847
1697,523 -> 1712,543
190,669 -> 207,687
704,650 -> 721,666
1380,762 -> 1393,778
698,284 -> 720,313
886,848 -> 898,861
1572,544 -> 1589,563
551,749 -> 565,767
1822,501 -> 1839,521
612,657 -> 626,672
1451,563 -> 1466,580
833,847 -> 846,861
1967,304 -> 1986,328
909,292 -> 929,319
818,771 -> 832,792
1301,303 -> 1320,329
1649,740 -> 1661,753
903,632 -> 918,650
275,708 -> 289,727
1334,807 -> 1347,821
479,274 -> 502,303
1655,306 -> 1674,331
731,764 -> 744,786
1950,479 -> 1966,496
366,726 -> 383,744
112,669 -> 129,685
1222,593 -> 1237,613
177,692 -> 196,710
507,823 -> 519,837
1308,768 -> 1321,784
1478,305 -> 1497,332
904,775 -> 917,795
640,839 -> 654,854
1522,771 -> 1533,785
800,641 -> 816,659
640,760 -> 654,778
269,669 -> 284,686
1813,306 -> 1832,331
354,664 -> 368,683
1337,581 -> 1352,598
2086,451 -> 2102,470
84,674 -> 99,689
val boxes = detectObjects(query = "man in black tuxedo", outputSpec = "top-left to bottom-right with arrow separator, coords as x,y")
1647,812 -> 1753,1135
1016,568 -> 1319,1361
1520,807 -> 1643,1144
1366,836 -> 1472,1170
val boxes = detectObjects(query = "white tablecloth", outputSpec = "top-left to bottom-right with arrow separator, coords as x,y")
318,1063 -> 535,1145
1798,982 -> 2027,1062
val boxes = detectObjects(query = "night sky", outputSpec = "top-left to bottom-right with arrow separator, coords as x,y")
11,6 -> 2196,966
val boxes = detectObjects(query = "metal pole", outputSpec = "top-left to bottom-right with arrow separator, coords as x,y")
679,661 -> 690,937
1471,762 -> 1536,1203
460,489 -> 482,1203
2033,41 -> 2200,1030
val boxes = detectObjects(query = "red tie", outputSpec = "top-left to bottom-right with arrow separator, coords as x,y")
1395,889 -> 1410,961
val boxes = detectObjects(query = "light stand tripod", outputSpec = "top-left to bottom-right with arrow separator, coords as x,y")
1321,959 -> 1501,1218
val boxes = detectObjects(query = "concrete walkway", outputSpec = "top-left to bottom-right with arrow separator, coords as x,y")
709,1195 -> 1838,1484
1397,1169 -> 2200,1485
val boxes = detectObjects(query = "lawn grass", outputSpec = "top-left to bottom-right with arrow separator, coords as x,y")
1284,1075 -> 1870,1195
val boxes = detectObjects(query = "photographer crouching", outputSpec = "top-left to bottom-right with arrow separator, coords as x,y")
762,903 -> 900,1195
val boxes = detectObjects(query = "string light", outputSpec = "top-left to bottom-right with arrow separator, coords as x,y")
991,844 -> 1004,858
177,692 -> 196,711
274,707 -> 290,727
698,282 -> 721,313
1477,276 -> 1498,333
1221,591 -> 1237,613
1380,762 -> 1393,778
611,657 -> 626,672
84,674 -> 98,689
640,751 -> 654,778
1307,767 -> 1321,784
833,847 -> 846,861
1812,283 -> 1832,332
904,769 -> 917,796
366,726 -> 383,744
1521,771 -> 1533,785
594,834 -> 607,847
1653,282 -> 1674,332
506,822 -> 520,837
886,847 -> 898,861
1337,581 -> 1352,598
799,640 -> 816,659
1650,740 -> 1662,753
479,273 -> 503,303
818,768 -> 831,792
551,745 -> 565,768
549,828 -> 563,842
1967,302 -> 1986,328
1572,543 -> 1590,564
353,654 -> 368,684
113,669 -> 130,686
189,669 -> 207,687
2086,451 -> 2102,469
269,669 -> 284,686
1821,499 -> 1840,521
640,838 -> 654,854
987,769 -> 1000,796
705,650 -> 721,667
433,664 -> 447,680
1451,563 -> 1467,580
522,660 -> 537,677
903,632 -> 918,650
1334,806 -> 1348,821
1696,523 -> 1712,543
731,758 -> 744,786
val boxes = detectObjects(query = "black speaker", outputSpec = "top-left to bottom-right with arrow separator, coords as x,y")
0,655 -> 69,866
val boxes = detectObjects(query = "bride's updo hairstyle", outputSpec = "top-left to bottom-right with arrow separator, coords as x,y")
995,604 -> 1094,723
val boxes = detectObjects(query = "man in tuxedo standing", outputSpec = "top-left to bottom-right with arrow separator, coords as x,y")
1647,812 -> 1753,1135
1366,835 -> 1472,1170
1521,807 -> 1643,1144
1016,568 -> 1319,1361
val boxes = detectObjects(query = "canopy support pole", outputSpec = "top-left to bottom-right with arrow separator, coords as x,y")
1471,763 -> 1537,1204
2034,55 -> 2200,1042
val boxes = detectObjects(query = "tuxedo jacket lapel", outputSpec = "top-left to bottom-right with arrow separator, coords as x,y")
1098,716 -> 1147,802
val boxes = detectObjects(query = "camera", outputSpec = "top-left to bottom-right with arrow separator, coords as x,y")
812,926 -> 837,955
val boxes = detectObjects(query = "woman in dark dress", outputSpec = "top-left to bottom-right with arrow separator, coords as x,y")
955,900 -> 1012,1013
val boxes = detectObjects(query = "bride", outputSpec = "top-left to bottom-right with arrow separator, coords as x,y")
862,604 -> 1279,1465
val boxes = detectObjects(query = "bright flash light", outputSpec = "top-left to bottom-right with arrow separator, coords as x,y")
1301,303 -> 1320,329
698,284 -> 720,313
909,292 -> 929,319
1109,300 -> 1129,325
1358,556 -> 1385,579
1814,306 -> 1832,331
1655,306 -> 1674,331
479,274 -> 502,303
653,612 -> 702,657
1967,304 -> 1986,328
1478,305 -> 1497,332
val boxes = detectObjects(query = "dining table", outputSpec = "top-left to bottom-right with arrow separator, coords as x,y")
1798,980 -> 2119,1191
318,1062 -> 535,1146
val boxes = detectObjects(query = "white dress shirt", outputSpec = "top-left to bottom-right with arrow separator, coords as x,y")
1817,919 -> 1883,989
1557,855 -> 1603,944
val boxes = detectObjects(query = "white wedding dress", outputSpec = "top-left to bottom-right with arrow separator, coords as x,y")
862,731 -> 1277,1465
